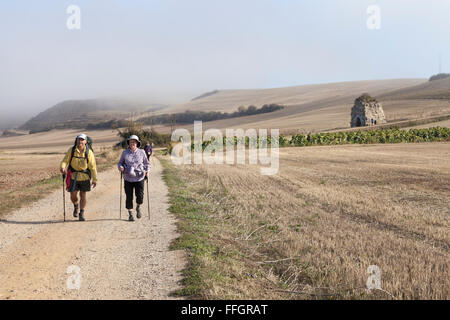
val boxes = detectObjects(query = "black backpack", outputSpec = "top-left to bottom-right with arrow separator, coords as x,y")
68,136 -> 93,179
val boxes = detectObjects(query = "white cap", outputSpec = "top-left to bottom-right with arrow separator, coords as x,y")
77,133 -> 87,140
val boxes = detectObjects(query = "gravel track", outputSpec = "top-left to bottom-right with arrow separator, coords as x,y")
0,157 -> 186,300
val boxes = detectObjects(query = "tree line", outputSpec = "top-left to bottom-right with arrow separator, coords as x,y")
138,104 -> 285,125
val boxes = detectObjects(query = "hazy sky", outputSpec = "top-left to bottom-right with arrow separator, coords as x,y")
1,0 -> 449,124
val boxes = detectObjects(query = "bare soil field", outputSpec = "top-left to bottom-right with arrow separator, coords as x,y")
163,142 -> 450,299
0,151 -> 62,195
0,128 -> 120,150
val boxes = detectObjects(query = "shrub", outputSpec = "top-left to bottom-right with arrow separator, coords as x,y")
117,121 -> 172,148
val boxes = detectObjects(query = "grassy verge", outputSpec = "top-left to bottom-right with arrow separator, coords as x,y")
160,157 -> 219,297
160,157 -> 296,299
0,147 -> 122,219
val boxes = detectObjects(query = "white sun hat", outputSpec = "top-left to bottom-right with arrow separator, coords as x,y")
77,133 -> 87,140
127,135 -> 141,147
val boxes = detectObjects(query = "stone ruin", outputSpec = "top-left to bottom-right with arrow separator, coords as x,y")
350,93 -> 387,127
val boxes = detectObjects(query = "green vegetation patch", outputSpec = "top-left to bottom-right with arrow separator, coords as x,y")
161,158 -> 231,297
191,126 -> 450,150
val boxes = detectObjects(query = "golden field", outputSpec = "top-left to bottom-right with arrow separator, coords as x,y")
163,142 -> 449,299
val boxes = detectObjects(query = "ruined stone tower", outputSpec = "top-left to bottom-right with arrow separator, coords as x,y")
350,93 -> 387,127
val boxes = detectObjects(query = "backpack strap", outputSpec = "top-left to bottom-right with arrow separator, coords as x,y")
85,144 -> 90,167
69,144 -> 90,164
68,145 -> 91,179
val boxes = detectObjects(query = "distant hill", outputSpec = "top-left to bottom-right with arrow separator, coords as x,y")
152,78 -> 450,134
20,99 -> 167,132
164,79 -> 426,114
16,77 -> 450,136
379,76 -> 450,100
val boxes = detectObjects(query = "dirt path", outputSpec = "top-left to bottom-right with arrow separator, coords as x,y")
0,157 -> 186,300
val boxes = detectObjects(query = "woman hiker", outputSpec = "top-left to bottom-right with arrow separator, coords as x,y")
60,133 -> 98,221
118,135 -> 150,221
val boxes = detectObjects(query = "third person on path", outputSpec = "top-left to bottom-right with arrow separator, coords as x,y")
144,142 -> 153,160
118,135 -> 150,221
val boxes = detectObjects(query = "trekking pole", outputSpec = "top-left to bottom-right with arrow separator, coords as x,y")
120,172 -> 123,220
146,176 -> 150,221
62,174 -> 66,222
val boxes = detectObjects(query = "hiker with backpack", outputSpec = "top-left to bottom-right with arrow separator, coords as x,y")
144,142 -> 153,160
118,135 -> 150,222
60,133 -> 98,221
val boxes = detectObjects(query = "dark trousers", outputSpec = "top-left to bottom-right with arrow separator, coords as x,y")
124,180 -> 145,209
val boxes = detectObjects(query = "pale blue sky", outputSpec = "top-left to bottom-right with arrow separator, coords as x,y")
0,0 -> 449,122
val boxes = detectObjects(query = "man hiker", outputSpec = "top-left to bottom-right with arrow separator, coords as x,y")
60,133 -> 98,221
144,142 -> 153,160
118,135 -> 150,221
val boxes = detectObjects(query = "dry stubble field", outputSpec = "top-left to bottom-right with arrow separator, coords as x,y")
165,142 -> 449,299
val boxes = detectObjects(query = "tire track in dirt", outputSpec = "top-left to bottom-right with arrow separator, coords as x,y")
0,157 -> 186,300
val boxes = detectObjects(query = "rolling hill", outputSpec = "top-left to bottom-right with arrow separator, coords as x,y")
164,79 -> 426,113
19,98 -> 166,133
149,78 -> 450,134
379,76 -> 450,100
16,77 -> 450,136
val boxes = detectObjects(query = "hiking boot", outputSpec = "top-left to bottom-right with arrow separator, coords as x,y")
128,210 -> 135,222
79,210 -> 85,221
136,206 -> 142,219
73,204 -> 79,218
